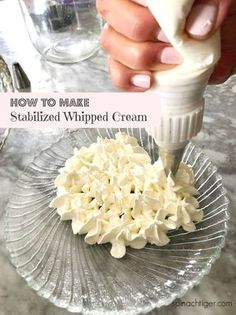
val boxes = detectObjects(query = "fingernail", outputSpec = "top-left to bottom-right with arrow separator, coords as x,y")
186,3 -> 218,37
156,30 -> 169,43
160,47 -> 182,64
131,74 -> 151,89
103,22 -> 109,30
133,0 -> 147,6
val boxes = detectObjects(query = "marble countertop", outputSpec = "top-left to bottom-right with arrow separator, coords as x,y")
0,0 -> 236,315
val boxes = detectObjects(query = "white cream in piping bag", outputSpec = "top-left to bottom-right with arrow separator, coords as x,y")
145,0 -> 221,150
50,133 -> 203,258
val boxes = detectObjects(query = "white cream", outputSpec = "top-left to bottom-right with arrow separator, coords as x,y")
50,133 -> 203,259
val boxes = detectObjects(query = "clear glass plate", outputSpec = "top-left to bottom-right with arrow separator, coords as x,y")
4,129 -> 229,315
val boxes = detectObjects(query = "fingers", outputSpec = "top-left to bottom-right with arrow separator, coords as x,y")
131,0 -> 147,7
97,0 -> 159,41
108,57 -> 153,91
98,0 -> 235,91
211,0 -> 234,32
209,51 -> 236,84
101,25 -> 182,71
97,0 -> 177,91
209,10 -> 236,84
186,0 -> 233,39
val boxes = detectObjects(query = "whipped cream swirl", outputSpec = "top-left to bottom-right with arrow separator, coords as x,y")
50,132 -> 203,258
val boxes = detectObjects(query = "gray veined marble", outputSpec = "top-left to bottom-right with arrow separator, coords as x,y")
0,0 -> 236,315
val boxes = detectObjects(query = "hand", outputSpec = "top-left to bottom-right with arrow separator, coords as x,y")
97,0 -> 236,91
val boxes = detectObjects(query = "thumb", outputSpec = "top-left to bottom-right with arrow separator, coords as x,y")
186,0 -> 233,39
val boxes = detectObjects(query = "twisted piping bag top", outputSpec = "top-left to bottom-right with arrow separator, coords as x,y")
146,0 -> 221,86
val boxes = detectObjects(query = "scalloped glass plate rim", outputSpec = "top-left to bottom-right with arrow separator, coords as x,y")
4,129 -> 230,315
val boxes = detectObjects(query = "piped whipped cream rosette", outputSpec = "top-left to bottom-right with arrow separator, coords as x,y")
50,132 -> 203,258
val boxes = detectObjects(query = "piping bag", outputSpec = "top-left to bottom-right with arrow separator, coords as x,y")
145,0 -> 221,176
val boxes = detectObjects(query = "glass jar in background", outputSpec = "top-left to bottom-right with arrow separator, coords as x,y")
18,0 -> 103,63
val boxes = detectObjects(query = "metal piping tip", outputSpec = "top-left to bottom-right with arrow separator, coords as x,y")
12,62 -> 31,92
159,146 -> 186,176
0,55 -> 14,92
